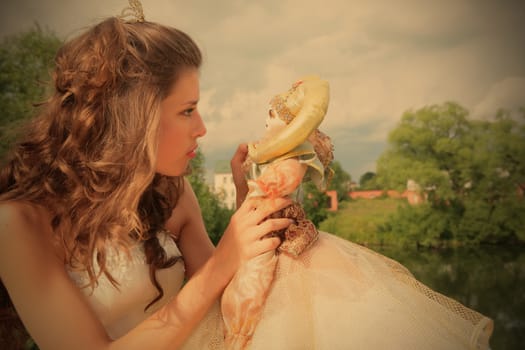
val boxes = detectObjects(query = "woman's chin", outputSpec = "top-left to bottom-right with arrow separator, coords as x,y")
155,165 -> 188,177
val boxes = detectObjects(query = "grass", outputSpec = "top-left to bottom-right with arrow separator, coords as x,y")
319,197 -> 405,245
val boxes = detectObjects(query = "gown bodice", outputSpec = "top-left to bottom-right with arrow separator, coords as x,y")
67,231 -> 185,339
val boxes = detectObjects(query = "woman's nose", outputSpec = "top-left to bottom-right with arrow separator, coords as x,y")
194,112 -> 207,138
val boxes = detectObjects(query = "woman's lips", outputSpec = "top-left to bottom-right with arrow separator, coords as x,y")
187,146 -> 198,158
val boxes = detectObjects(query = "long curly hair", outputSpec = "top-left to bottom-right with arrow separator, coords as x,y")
0,16 -> 202,345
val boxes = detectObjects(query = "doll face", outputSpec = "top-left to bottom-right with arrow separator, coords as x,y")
265,108 -> 287,134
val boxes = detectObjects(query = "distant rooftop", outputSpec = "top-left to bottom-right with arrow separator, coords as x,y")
214,160 -> 231,174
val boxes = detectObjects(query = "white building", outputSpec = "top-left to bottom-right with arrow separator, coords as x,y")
214,160 -> 236,210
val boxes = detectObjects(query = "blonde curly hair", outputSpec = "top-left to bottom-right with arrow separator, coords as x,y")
0,17 -> 202,309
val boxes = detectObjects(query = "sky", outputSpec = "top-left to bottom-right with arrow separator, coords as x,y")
2,0 -> 525,180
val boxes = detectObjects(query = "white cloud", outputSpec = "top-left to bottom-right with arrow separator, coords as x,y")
2,0 -> 524,177
472,77 -> 525,119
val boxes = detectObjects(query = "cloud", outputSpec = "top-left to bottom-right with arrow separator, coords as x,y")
195,0 -> 525,177
2,0 -> 525,178
472,77 -> 525,119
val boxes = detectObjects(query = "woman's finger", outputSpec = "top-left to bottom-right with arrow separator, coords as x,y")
253,236 -> 282,256
237,196 -> 259,213
230,143 -> 248,169
254,218 -> 292,239
250,197 -> 293,223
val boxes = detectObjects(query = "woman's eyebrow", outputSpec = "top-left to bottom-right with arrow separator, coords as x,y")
183,99 -> 199,105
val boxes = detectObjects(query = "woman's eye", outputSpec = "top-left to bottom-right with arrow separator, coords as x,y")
183,108 -> 195,117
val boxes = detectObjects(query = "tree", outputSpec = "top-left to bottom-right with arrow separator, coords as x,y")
327,160 -> 352,201
0,25 -> 62,160
302,181 -> 330,226
376,102 -> 525,246
378,202 -> 456,248
359,171 -> 377,190
376,102 -> 473,200
187,150 -> 233,245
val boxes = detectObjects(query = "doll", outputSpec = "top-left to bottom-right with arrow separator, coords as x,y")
221,76 -> 333,349
245,76 -> 334,257
207,76 -> 492,350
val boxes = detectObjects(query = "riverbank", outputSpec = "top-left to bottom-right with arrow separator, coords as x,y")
321,198 -> 524,349
319,197 -> 400,245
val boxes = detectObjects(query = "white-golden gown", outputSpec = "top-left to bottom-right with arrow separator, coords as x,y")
68,225 -> 493,350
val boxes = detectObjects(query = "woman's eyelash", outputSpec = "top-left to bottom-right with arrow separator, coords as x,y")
183,108 -> 195,116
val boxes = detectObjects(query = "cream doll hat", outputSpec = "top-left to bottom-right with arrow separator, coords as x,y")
248,75 -> 330,163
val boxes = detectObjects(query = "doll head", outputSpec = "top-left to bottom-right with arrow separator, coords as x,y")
268,80 -> 306,125
264,109 -> 287,136
249,75 -> 330,163
264,80 -> 304,135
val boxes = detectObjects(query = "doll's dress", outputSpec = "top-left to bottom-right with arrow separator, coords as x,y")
184,231 -> 493,350
185,144 -> 494,350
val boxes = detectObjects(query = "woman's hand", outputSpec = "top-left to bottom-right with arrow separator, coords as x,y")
231,143 -> 249,208
212,196 -> 292,286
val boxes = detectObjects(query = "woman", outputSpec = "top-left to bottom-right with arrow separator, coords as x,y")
0,4 -> 493,350
0,9 -> 292,350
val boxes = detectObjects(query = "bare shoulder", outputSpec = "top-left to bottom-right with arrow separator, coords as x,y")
165,178 -> 201,232
166,178 -> 214,277
179,178 -> 202,212
0,201 -> 53,252
0,201 -> 110,349
0,201 -> 44,230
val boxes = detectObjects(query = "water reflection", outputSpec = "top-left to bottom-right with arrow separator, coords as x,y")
373,244 -> 525,350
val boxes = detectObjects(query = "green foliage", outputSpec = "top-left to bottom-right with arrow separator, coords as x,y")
378,203 -> 458,248
359,171 -> 377,189
376,102 -> 472,198
302,181 -> 329,226
187,150 -> 233,245
454,197 -> 525,244
319,197 -> 401,245
376,102 -> 525,245
327,160 -> 351,201
0,26 -> 62,160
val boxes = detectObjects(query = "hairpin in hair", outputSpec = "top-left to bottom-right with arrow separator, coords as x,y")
120,0 -> 145,23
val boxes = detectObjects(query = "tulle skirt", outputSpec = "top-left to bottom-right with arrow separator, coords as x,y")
182,232 -> 493,350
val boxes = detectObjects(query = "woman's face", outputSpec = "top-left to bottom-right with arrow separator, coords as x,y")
156,68 -> 206,176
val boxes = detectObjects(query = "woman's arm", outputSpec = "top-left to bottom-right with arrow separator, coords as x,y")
125,178 -> 293,349
0,184 -> 292,349
0,202 -> 111,349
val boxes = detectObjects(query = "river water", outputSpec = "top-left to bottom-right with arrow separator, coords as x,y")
373,244 -> 524,350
